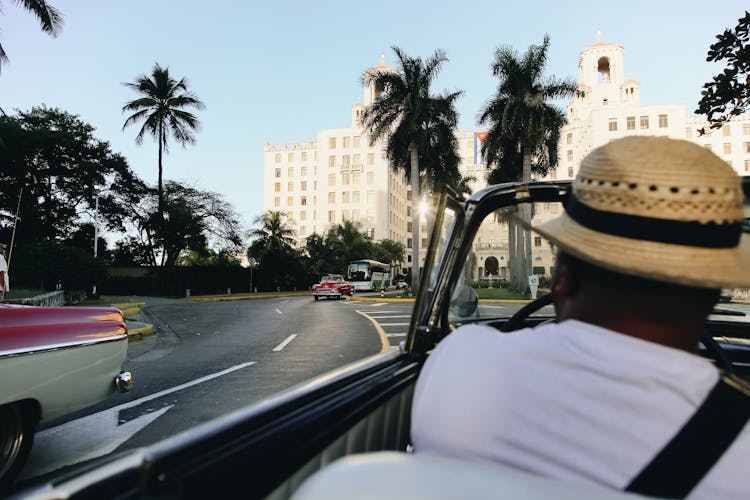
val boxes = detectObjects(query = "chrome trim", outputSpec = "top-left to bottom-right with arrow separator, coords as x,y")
115,371 -> 134,392
0,334 -> 128,359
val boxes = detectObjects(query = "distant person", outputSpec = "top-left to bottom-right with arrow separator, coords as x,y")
0,242 -> 8,301
411,136 -> 750,499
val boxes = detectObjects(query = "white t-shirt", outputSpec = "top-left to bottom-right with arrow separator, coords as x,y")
0,254 -> 8,292
411,320 -> 750,499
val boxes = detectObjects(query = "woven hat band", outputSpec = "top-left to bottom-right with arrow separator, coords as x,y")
565,193 -> 742,249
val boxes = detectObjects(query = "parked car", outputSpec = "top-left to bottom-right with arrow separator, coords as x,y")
16,180 -> 750,499
0,304 -> 133,489
311,274 -> 355,300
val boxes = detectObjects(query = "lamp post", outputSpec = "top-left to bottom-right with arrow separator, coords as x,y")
249,257 -> 257,293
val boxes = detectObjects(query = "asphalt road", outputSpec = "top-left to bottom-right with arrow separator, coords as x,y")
15,296 -> 410,490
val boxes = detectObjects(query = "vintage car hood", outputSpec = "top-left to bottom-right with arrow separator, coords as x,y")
0,304 -> 127,353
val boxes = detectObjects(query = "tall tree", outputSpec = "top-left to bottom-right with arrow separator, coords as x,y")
0,106 -> 133,245
327,220 -> 372,273
695,11 -> 750,133
479,35 -> 576,293
122,63 -> 205,222
0,0 -> 62,73
360,47 -> 462,293
248,211 -> 302,291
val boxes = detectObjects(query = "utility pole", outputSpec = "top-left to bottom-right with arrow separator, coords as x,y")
8,187 -> 22,268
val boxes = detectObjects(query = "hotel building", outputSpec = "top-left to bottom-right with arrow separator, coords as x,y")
263,36 -> 750,279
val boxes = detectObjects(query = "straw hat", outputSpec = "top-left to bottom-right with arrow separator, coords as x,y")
532,136 -> 750,289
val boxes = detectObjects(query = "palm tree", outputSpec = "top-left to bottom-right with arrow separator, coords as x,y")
0,0 -> 62,73
327,220 -> 371,273
122,63 -> 205,222
248,210 -> 297,258
360,47 -> 462,293
479,35 -> 576,293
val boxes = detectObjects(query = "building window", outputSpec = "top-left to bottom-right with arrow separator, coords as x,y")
342,191 -> 350,203
301,181 -> 307,191
367,209 -> 375,224
328,211 -> 336,223
301,195 -> 307,206
407,221 -> 412,232
301,152 -> 308,161
407,238 -> 412,249
274,197 -> 280,207
352,172 -> 361,184
287,182 -> 293,192
328,156 -> 336,168
300,225 -> 306,234
287,167 -> 294,177
723,124 -> 731,136
724,143 -> 732,155
367,153 -> 375,165
534,237 -> 542,247
367,190 -> 376,203
287,196 -> 293,206
301,166 -> 307,176
685,128 -> 692,138
343,136 -> 350,148
328,192 -> 335,203
275,168 -> 281,178
566,150 -> 573,161
329,137 -> 337,149
353,136 -> 361,148
421,238 -> 428,248
352,191 -> 360,203
342,210 -> 350,220
352,209 -> 360,220
743,124 -> 750,136
274,182 -> 281,193
744,142 -> 750,153
659,114 -> 668,128
328,174 -> 336,186
568,167 -> 574,177
640,116 -> 649,129
274,153 -> 281,163
353,154 -> 361,166
367,172 -> 375,184
342,172 -> 350,185
745,160 -> 750,172
627,116 -> 636,130
608,118 -> 617,132
288,153 -> 295,162
603,99 -> 608,106
343,155 -> 350,167
566,133 -> 572,145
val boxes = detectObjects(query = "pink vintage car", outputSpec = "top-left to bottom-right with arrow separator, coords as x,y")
311,275 -> 355,300
0,304 -> 133,488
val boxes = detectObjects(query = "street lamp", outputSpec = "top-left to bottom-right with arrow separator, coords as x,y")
249,257 -> 257,293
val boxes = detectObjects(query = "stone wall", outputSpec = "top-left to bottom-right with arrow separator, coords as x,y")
9,291 -> 66,307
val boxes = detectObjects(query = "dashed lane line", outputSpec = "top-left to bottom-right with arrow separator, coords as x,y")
275,308 -> 283,314
272,334 -> 298,352
386,333 -> 407,338
378,323 -> 410,326
364,315 -> 411,319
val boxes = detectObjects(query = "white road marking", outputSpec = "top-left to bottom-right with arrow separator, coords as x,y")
275,308 -> 283,314
272,334 -> 298,351
365,315 -> 411,319
386,333 -> 407,337
370,303 -> 387,307
378,322 -> 410,326
22,361 -> 256,479
280,300 -> 290,304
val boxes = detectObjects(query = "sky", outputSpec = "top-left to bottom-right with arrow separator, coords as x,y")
0,0 -> 746,238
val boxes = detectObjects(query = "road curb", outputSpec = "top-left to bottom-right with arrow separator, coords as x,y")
126,321 -> 155,342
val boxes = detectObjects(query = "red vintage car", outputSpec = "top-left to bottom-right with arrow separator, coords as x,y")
0,304 -> 134,489
311,274 -> 355,300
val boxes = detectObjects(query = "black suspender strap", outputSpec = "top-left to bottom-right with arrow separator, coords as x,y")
625,375 -> 750,498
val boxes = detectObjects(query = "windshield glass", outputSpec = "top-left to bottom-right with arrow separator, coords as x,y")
347,263 -> 369,281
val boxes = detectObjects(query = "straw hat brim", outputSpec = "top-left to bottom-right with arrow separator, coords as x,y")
532,213 -> 750,289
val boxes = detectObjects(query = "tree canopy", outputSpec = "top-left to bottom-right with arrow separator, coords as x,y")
696,11 -> 750,132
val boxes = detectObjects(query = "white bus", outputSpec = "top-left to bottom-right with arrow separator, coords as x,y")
346,259 -> 390,291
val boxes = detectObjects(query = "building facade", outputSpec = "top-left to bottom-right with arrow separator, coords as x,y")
263,36 -> 750,280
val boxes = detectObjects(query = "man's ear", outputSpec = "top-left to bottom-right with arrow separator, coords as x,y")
551,252 -> 577,298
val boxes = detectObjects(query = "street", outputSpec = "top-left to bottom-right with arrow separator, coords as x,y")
14,296 -> 414,488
